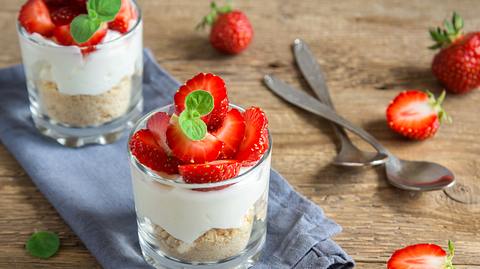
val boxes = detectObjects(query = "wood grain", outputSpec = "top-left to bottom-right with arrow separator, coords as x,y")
1,0 -> 480,268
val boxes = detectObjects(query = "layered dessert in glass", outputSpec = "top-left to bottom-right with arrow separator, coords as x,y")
17,0 -> 143,146
128,73 -> 271,268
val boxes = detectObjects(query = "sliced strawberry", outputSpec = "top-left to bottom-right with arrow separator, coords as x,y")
166,120 -> 223,164
386,90 -> 449,140
174,73 -> 229,131
19,0 -> 56,37
179,160 -> 241,184
108,0 -> 136,33
129,129 -> 180,175
146,112 -> 172,154
387,243 -> 448,269
50,6 -> 82,26
53,23 -> 107,53
235,107 -> 269,165
212,108 -> 245,159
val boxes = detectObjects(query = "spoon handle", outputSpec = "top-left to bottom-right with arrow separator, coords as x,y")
264,75 -> 389,154
292,39 -> 354,147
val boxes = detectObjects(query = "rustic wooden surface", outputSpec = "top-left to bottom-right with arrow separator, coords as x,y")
1,0 -> 479,268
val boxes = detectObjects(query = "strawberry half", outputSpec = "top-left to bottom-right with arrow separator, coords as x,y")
108,0 -> 136,33
19,0 -> 56,37
50,6 -> 83,26
146,112 -> 172,155
179,160 -> 241,184
53,23 -> 107,53
129,129 -> 181,175
174,73 -> 229,131
386,90 -> 450,140
235,107 -> 269,165
166,120 -> 223,164
212,108 -> 246,159
387,242 -> 455,269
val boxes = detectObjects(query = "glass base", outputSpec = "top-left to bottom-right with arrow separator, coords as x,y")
30,98 -> 143,147
138,230 -> 265,269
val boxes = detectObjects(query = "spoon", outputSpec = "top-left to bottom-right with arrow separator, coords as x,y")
264,74 -> 456,191
293,38 -> 387,166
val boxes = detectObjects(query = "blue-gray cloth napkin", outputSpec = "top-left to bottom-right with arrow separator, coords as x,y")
0,49 -> 354,269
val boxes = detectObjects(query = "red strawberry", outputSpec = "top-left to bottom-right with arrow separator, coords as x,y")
166,120 -> 223,164
199,2 -> 253,54
174,73 -> 229,131
179,160 -> 241,184
53,23 -> 107,53
18,0 -> 56,37
387,241 -> 455,269
50,6 -> 82,26
430,12 -> 480,94
235,107 -> 269,165
129,129 -> 181,175
212,108 -> 246,159
386,90 -> 450,140
146,112 -> 172,154
108,0 -> 136,33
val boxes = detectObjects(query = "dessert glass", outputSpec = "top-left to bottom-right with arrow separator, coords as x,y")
128,104 -> 272,269
17,0 -> 143,147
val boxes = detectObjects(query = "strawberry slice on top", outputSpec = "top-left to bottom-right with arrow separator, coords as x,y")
236,107 -> 269,165
179,160 -> 241,184
387,242 -> 455,269
174,73 -> 229,131
53,23 -> 107,53
108,0 -> 136,33
212,108 -> 246,159
129,129 -> 181,175
19,0 -> 56,37
386,90 -> 450,140
50,5 -> 83,26
166,120 -> 223,164
146,112 -> 172,155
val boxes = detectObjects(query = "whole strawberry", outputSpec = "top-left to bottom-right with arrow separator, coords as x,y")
386,90 -> 450,140
198,1 -> 253,54
430,12 -> 480,94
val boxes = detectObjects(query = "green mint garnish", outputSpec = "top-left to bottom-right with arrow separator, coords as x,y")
25,231 -> 60,259
179,90 -> 214,140
70,0 -> 121,43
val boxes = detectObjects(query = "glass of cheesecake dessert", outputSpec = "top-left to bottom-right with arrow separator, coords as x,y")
128,73 -> 271,268
17,0 -> 143,146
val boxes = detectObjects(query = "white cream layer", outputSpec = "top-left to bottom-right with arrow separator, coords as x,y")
130,154 -> 271,244
18,20 -> 143,95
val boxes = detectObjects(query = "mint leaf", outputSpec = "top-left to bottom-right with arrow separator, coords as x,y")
179,112 -> 207,140
185,90 -> 214,116
26,231 -> 60,259
88,0 -> 121,22
70,15 -> 101,43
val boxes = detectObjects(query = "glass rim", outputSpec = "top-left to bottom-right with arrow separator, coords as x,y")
16,0 -> 142,50
127,103 -> 273,189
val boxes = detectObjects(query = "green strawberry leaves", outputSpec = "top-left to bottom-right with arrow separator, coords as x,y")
25,231 -> 60,259
179,90 -> 214,140
429,12 -> 464,50
196,1 -> 233,29
445,240 -> 456,269
71,0 -> 121,43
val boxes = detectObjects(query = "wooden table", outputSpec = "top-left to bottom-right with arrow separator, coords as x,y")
1,0 -> 479,268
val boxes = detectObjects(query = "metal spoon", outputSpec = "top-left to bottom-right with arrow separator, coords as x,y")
293,38 -> 387,166
264,74 -> 456,191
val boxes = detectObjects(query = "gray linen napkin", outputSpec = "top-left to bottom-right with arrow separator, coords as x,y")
0,49 -> 354,269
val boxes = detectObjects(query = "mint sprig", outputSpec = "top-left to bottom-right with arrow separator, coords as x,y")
70,0 -> 121,43
26,231 -> 60,259
179,90 -> 214,140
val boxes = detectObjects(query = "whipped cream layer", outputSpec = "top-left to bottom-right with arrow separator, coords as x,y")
131,154 -> 271,244
18,20 -> 143,95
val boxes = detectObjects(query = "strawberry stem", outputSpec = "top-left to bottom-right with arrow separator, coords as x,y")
427,90 -> 452,124
445,240 -> 456,269
429,12 -> 464,50
196,1 -> 233,29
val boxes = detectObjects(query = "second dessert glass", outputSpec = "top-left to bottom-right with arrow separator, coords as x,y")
17,0 -> 143,147
128,104 -> 272,269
